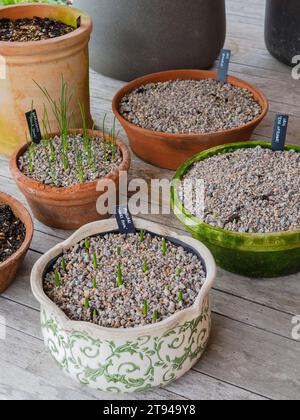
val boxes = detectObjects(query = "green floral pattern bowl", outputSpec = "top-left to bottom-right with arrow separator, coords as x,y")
171,141 -> 300,278
31,218 -> 216,393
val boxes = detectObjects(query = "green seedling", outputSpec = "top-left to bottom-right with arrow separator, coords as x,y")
84,238 -> 90,250
178,291 -> 183,303
116,263 -> 123,288
162,238 -> 167,256
74,141 -> 84,183
93,308 -> 98,318
84,297 -> 89,310
153,309 -> 158,322
54,270 -> 61,288
102,114 -> 107,162
92,277 -> 97,289
143,300 -> 148,317
92,252 -> 98,269
143,259 -> 148,273
139,229 -> 145,242
176,267 -> 182,277
61,257 -> 66,272
116,245 -> 121,256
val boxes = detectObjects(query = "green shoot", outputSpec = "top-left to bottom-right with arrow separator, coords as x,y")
176,267 -> 182,277
116,245 -> 121,256
84,238 -> 90,250
54,270 -> 61,288
162,238 -> 167,256
139,229 -> 145,242
25,132 -> 34,175
78,100 -> 88,151
61,257 -> 66,272
143,259 -> 148,273
74,141 -> 84,183
110,117 -> 117,161
143,299 -> 148,317
92,277 -> 97,289
178,291 -> 183,303
102,114 -> 107,162
153,309 -> 158,322
92,252 -> 98,269
93,308 -> 98,318
116,262 -> 123,288
84,297 -> 89,310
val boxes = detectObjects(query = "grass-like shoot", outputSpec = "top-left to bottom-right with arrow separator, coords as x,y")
162,238 -> 167,256
54,270 -> 61,288
117,262 -> 123,288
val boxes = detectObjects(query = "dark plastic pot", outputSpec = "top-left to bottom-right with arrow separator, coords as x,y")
265,0 -> 300,66
74,0 -> 226,81
171,141 -> 300,279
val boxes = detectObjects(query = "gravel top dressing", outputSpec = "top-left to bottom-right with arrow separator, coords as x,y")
0,17 -> 75,42
43,232 -> 206,329
119,79 -> 262,134
180,146 -> 300,234
0,205 -> 26,264
18,134 -> 122,188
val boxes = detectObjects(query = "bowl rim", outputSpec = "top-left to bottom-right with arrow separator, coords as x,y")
171,140 -> 300,251
0,4 -> 92,50
0,191 -> 33,270
31,217 -> 216,338
112,69 -> 269,140
9,129 -> 131,199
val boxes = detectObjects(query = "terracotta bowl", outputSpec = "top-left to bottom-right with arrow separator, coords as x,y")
112,69 -> 269,170
9,129 -> 131,230
0,192 -> 33,293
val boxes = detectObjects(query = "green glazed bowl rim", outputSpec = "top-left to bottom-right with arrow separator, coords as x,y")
171,141 -> 300,252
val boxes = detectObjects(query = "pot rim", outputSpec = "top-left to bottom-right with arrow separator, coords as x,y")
31,217 -> 216,337
112,69 -> 269,140
0,191 -> 33,271
0,4 -> 92,52
9,129 -> 131,200
171,140 -> 300,251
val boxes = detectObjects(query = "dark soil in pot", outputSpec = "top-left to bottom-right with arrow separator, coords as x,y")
119,78 -> 262,135
43,231 -> 206,329
0,17 -> 75,42
0,204 -> 26,264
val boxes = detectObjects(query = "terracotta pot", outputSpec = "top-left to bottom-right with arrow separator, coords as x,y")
112,70 -> 269,170
31,217 -> 216,393
0,4 -> 93,156
0,192 -> 33,293
9,129 -> 131,230
73,0 -> 226,81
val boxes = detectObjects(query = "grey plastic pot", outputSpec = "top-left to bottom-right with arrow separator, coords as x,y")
74,0 -> 226,81
265,0 -> 300,66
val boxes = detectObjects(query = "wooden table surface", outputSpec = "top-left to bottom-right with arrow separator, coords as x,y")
0,0 -> 300,400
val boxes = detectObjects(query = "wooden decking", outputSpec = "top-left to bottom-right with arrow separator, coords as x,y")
0,0 -> 300,400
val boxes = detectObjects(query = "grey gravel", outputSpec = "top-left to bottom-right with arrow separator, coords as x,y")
44,232 -> 206,329
180,146 -> 300,234
18,134 -> 122,188
119,79 -> 262,134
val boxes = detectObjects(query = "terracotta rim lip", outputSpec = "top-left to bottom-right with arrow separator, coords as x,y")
0,4 -> 92,50
112,69 -> 269,140
31,217 -> 216,337
9,129 -> 131,200
0,191 -> 33,271
171,140 -> 300,250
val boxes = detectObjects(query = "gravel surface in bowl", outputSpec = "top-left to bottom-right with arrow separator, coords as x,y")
44,232 -> 206,328
0,17 -> 75,42
179,146 -> 300,234
0,205 -> 26,264
119,79 -> 262,134
18,134 -> 122,188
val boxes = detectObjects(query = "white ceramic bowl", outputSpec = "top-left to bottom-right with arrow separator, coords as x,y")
31,218 -> 216,393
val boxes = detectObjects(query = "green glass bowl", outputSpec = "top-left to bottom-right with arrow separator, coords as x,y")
171,141 -> 300,278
